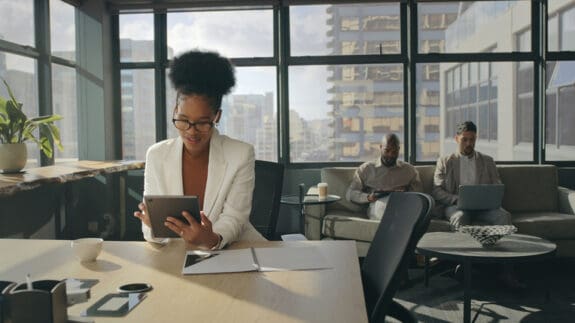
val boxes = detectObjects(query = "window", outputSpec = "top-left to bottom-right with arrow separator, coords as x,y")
341,17 -> 359,31
363,15 -> 400,31
421,13 -> 458,30
561,6 -> 575,51
421,1 -> 531,54
0,53 -> 39,166
0,0 -> 34,46
420,40 -> 446,54
291,3 -> 400,56
289,62 -> 403,162
119,14 -> 154,63
111,0 -> 575,166
167,10 -> 273,58
50,0 -> 75,61
52,64 -> 77,161
120,69 -> 155,161
546,61 -> 575,161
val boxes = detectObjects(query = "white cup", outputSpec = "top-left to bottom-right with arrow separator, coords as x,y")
71,238 -> 103,262
317,182 -> 328,201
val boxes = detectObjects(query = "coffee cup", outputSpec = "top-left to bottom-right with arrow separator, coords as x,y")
317,182 -> 328,201
71,238 -> 103,262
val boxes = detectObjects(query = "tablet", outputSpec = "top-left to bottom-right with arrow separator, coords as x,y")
144,195 -> 201,238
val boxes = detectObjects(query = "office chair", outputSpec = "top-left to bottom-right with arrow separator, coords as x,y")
249,160 -> 284,240
361,192 -> 434,323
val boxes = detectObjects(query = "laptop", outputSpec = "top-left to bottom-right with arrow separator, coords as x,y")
457,184 -> 505,210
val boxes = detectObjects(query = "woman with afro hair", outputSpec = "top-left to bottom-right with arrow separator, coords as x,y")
134,50 -> 265,249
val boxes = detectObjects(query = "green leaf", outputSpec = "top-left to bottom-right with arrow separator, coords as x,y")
0,78 -> 63,155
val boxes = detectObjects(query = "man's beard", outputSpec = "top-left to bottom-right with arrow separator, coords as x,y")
382,157 -> 397,167
461,147 -> 474,156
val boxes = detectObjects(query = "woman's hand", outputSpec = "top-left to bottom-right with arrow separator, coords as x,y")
164,211 -> 221,249
133,202 -> 151,228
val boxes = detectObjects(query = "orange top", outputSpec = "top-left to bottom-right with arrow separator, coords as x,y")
182,147 -> 209,211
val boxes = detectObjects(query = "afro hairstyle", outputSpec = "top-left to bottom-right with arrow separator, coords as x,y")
169,50 -> 235,111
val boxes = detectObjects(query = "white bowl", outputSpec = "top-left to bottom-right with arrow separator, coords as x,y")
71,238 -> 103,262
459,225 -> 517,247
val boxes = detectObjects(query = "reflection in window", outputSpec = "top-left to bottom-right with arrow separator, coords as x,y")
290,64 -> 403,162
515,29 -> 533,145
421,13 -> 458,30
291,3 -> 400,56
422,64 -> 440,81
52,64 -> 77,161
548,15 -> 559,51
366,40 -> 400,54
121,69 -> 156,160
341,17 -> 359,31
363,15 -> 399,31
341,41 -> 360,55
50,0 -> 75,61
342,118 -> 361,131
546,61 -> 575,160
367,65 -> 403,82
220,67 -> 277,162
420,40 -> 446,53
119,14 -> 154,63
422,1 -> 532,54
416,59 -> 535,161
165,67 -> 278,162
561,7 -> 575,51
342,142 -> 360,158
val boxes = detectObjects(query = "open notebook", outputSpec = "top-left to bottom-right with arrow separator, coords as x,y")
182,246 -> 332,275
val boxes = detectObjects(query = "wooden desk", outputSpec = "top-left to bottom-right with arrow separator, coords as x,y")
0,239 -> 368,323
0,160 -> 144,239
0,160 -> 144,196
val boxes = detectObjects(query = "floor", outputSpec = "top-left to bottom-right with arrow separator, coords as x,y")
392,258 -> 575,322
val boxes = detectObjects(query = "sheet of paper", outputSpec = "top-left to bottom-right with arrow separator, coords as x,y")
182,249 -> 257,275
255,246 -> 332,271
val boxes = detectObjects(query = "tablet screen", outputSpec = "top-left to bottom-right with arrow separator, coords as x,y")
144,195 -> 201,238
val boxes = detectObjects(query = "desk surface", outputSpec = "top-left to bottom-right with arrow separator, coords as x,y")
417,232 -> 556,263
0,160 -> 144,196
0,239 -> 367,323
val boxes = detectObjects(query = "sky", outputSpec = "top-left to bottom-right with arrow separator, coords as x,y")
0,0 -> 75,73
119,6 -> 332,120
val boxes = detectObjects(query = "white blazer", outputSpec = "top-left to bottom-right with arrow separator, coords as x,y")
142,130 -> 265,247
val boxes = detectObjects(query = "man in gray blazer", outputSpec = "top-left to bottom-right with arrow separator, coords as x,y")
432,121 -> 511,230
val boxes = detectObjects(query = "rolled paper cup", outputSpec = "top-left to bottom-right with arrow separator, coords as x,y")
317,183 -> 328,200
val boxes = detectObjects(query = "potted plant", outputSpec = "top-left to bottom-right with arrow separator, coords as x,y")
0,78 -> 63,173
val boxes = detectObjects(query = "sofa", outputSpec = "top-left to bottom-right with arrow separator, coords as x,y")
304,165 -> 575,257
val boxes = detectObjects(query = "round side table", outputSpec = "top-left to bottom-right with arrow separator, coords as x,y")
280,194 -> 341,235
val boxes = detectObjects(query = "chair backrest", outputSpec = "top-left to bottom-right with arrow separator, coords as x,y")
249,160 -> 284,240
361,192 -> 434,323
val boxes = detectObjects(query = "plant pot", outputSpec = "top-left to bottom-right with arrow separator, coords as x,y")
0,143 -> 27,173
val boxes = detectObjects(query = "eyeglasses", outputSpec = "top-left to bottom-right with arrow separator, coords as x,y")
172,119 -> 215,132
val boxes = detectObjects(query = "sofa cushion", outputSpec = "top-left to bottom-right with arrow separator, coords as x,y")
498,165 -> 558,213
512,212 -> 575,240
415,165 -> 436,195
322,212 -> 378,242
321,167 -> 368,214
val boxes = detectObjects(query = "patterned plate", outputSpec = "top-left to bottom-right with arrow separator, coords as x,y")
459,225 -> 518,247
